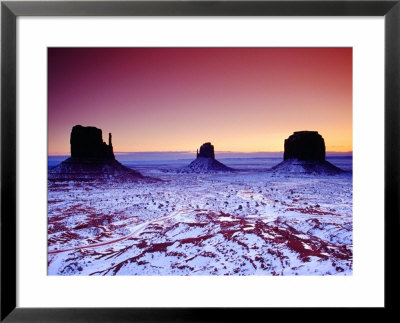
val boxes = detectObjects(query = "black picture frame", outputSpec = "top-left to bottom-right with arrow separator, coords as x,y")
1,0 -> 399,321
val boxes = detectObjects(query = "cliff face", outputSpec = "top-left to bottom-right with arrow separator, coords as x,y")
70,125 -> 114,159
284,131 -> 325,161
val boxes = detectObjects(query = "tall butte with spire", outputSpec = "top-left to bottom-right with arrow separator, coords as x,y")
49,125 -> 153,181
70,125 -> 114,159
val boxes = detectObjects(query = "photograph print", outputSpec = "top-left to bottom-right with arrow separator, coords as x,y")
48,48 -> 353,276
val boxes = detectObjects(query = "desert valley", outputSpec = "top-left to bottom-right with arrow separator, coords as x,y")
48,126 -> 352,276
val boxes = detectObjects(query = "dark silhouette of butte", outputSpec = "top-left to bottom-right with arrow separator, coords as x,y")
196,142 -> 215,159
70,125 -> 114,159
49,125 -> 147,181
181,142 -> 234,173
272,131 -> 344,174
284,131 -> 325,161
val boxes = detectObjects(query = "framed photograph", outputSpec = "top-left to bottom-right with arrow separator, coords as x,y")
1,0 -> 398,321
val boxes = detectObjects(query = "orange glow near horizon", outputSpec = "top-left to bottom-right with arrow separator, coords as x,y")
48,48 -> 352,155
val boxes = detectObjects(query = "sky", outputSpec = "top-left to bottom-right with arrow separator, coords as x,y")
48,48 -> 352,156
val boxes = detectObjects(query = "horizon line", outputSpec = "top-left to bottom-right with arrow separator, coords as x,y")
48,150 -> 353,156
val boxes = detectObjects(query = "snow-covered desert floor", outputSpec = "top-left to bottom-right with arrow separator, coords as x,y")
48,158 -> 352,276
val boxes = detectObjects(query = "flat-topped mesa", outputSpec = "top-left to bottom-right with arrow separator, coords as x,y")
271,131 -> 344,175
70,125 -> 114,159
284,131 -> 325,161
